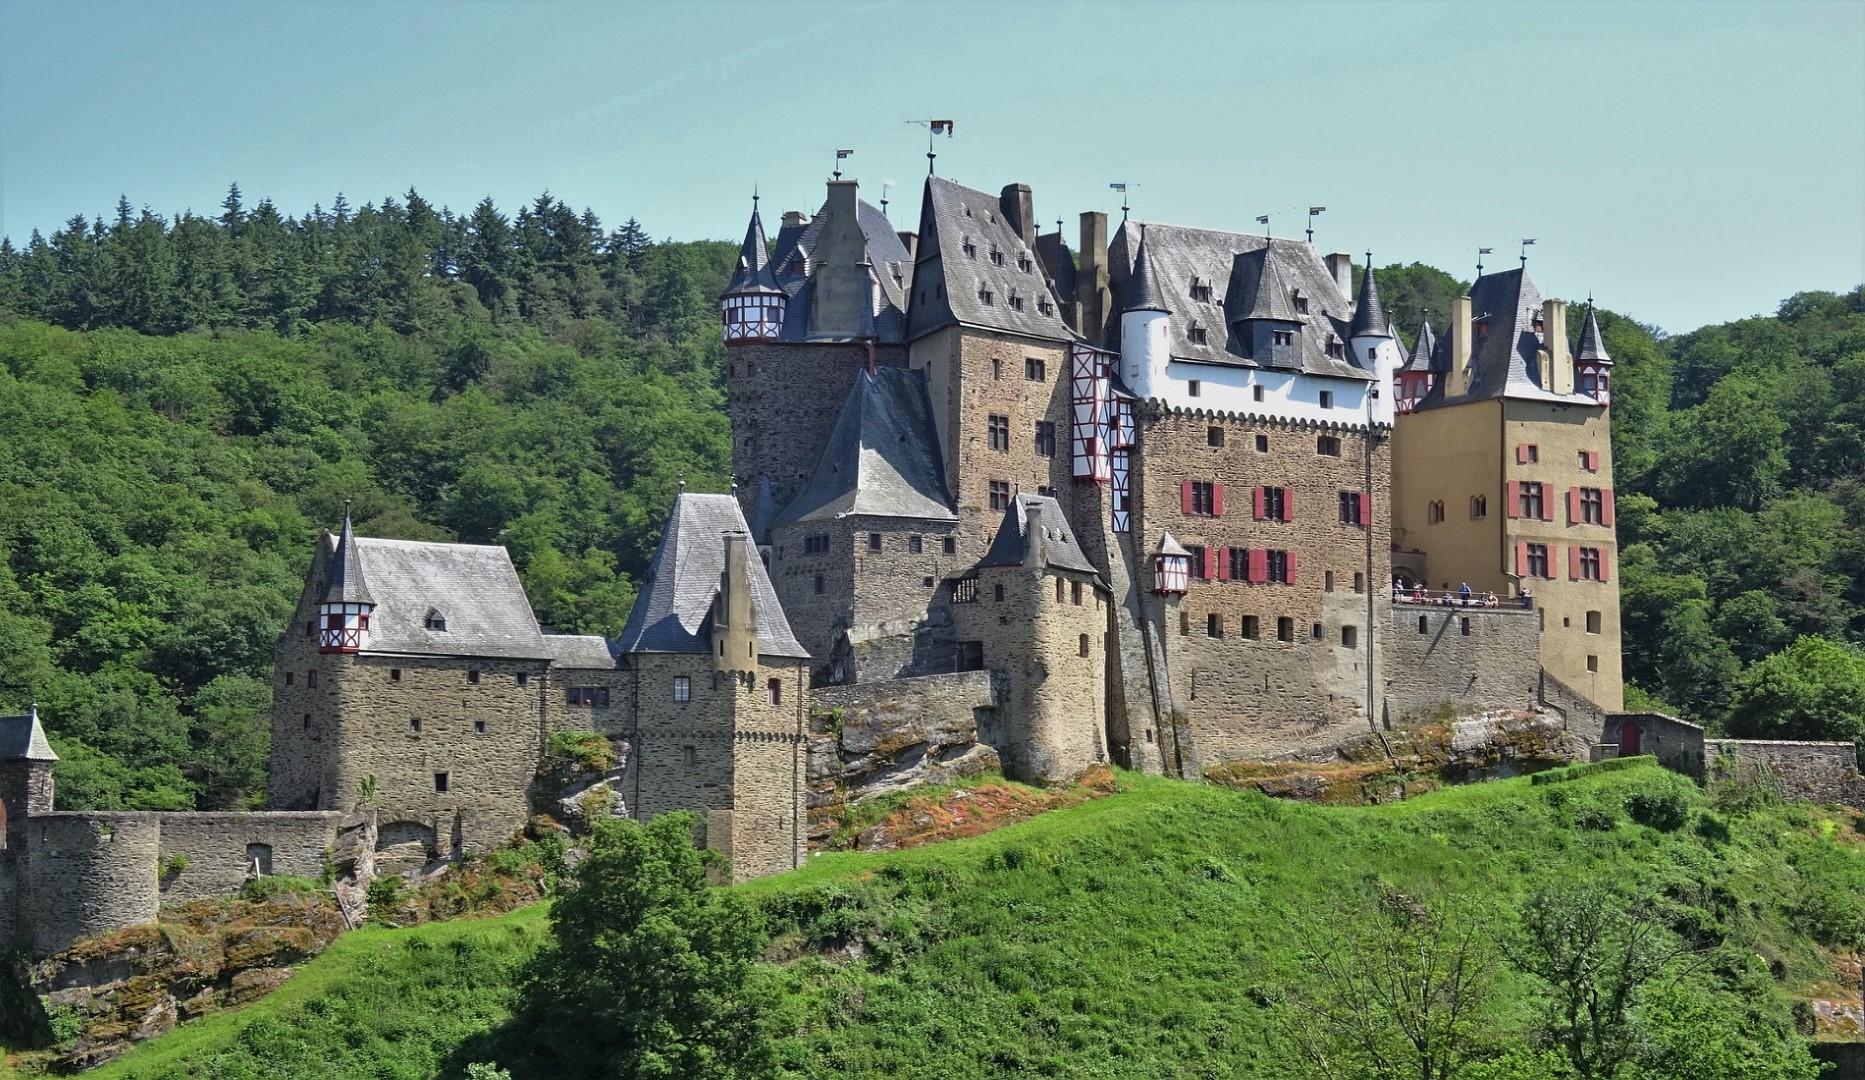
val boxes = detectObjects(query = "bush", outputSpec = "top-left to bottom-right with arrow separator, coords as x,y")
544,729 -> 616,775
367,873 -> 408,923
1627,789 -> 1690,831
239,874 -> 323,902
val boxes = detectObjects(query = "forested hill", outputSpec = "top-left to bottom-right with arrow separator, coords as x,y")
0,186 -> 736,810
0,186 -> 1860,815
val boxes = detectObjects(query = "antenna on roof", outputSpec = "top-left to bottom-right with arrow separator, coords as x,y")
1476,247 -> 1493,276
1306,206 -> 1325,244
1110,183 -> 1130,221
831,149 -> 853,181
1520,238 -> 1536,268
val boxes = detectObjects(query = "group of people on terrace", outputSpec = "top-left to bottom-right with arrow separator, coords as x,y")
1393,580 -> 1533,609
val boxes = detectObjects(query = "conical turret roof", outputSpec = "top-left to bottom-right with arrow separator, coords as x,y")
1401,318 -> 1437,373
0,704 -> 57,761
1576,302 -> 1612,364
1124,227 -> 1169,314
723,199 -> 782,297
320,506 -> 374,606
1349,261 -> 1389,338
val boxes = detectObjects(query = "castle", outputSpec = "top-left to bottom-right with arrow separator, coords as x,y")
3,168 -> 1663,960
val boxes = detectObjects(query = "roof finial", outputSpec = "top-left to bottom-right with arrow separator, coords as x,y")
1520,237 -> 1536,268
1476,246 -> 1492,276
1110,182 -> 1130,221
678,475 -> 687,492
1307,206 -> 1325,244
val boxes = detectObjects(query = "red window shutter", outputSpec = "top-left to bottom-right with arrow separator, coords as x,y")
1361,490 -> 1371,523
1282,487 -> 1295,522
1568,487 -> 1581,524
1515,542 -> 1528,577
1202,546 -> 1216,581
1588,450 -> 1600,471
1514,443 -> 1524,464
1602,489 -> 1615,526
1249,550 -> 1266,584
1181,482 -> 1193,515
1507,481 -> 1521,518
1569,546 -> 1580,580
1253,486 -> 1266,521
1540,490 -> 1553,522
1599,548 -> 1612,583
1286,551 -> 1298,584
1212,482 -> 1225,518
1215,547 -> 1229,581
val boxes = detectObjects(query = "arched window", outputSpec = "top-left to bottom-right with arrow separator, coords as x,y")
425,609 -> 447,631
1469,495 -> 1487,520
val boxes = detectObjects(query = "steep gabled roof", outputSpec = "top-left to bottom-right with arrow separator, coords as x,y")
1413,268 -> 1601,410
768,195 -> 911,343
1109,221 -> 1369,381
337,536 -> 548,659
1577,302 -> 1612,364
0,705 -> 57,761
615,494 -> 808,659
1152,532 -> 1190,557
777,367 -> 954,525
722,201 -> 782,297
977,493 -> 1101,579
906,176 -> 1073,343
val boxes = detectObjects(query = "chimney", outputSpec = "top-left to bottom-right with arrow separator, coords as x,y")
1000,184 -> 1035,249
1024,500 -> 1046,570
1325,253 -> 1354,299
809,180 -> 868,338
712,531 -> 758,674
1077,211 -> 1110,341
897,231 -> 918,264
1543,299 -> 1573,394
782,210 -> 807,229
1449,295 -> 1474,397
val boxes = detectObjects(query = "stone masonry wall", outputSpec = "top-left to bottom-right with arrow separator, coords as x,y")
1704,739 -> 1864,807
21,814 -> 162,959
0,853 -> 16,953
727,341 -> 909,516
154,812 -> 345,903
1135,407 -> 1393,765
767,517 -> 858,679
1383,605 -> 1542,722
1604,712 -> 1707,776
726,657 -> 809,880
623,654 -> 736,823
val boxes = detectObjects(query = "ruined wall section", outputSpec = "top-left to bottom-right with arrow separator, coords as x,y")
727,341 -> 909,516
1383,606 -> 1542,721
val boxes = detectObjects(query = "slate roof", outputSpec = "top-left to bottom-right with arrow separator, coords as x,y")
544,635 -> 618,670
746,474 -> 780,546
1152,532 -> 1190,557
1125,229 -> 1168,313
906,176 -> 1074,343
319,509 -> 374,606
769,196 -> 910,343
615,494 -> 809,659
1401,318 -> 1439,373
0,705 -> 56,761
977,494 -> 1102,579
1577,302 -> 1612,363
1349,263 -> 1389,339
722,202 -> 782,298
1412,268 -> 1595,409
777,367 -> 955,525
1108,220 -> 1371,381
338,536 -> 550,659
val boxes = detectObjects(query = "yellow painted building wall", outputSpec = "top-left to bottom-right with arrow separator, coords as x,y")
1391,400 -> 1507,592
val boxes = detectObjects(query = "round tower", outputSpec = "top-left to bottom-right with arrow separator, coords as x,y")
317,506 -> 374,654
720,196 -> 785,345
1120,227 -> 1170,401
1575,300 -> 1613,404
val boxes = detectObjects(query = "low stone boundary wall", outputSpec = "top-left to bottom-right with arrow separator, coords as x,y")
1705,739 -> 1863,807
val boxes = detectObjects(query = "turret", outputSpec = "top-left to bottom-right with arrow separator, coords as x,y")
317,506 -> 374,654
1575,300 -> 1613,405
1151,532 -> 1190,595
1120,227 -> 1170,400
1348,258 -> 1392,364
0,704 -> 57,851
1395,318 -> 1437,413
720,197 -> 784,344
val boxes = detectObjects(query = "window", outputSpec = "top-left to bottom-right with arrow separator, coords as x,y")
962,238 -> 976,258
467,669 -> 480,685
1207,426 -> 1224,448
515,672 -> 528,687
1056,578 -> 1066,603
1312,622 -> 1325,640
1418,616 -> 1429,633
1354,572 -> 1364,593
1523,444 -> 1539,463
1326,339 -> 1344,360
410,717 -> 422,733
1579,547 -> 1603,581
1317,435 -> 1341,456
943,537 -> 957,555
425,610 -> 447,631
804,534 -> 830,555
1318,390 -> 1334,409
475,720 -> 486,734
1018,254 -> 1033,273
565,687 -> 611,707
1293,293 -> 1310,315
1207,613 -> 1224,638
1578,487 -> 1604,525
1461,617 -> 1471,635
1587,655 -> 1599,673
303,713 -> 312,730
1579,449 -> 1600,472
978,286 -> 994,306
1470,495 -> 1487,520
767,678 -> 782,706
1255,434 -> 1269,453
1180,612 -> 1190,636
1258,486 -> 1289,521
305,620 -> 314,637
1324,570 -> 1335,592
1191,278 -> 1213,303
1253,385 -> 1266,402
1187,546 -> 1207,580
1273,330 -> 1295,346
1188,379 -> 1202,397
990,247 -> 1005,266
682,745 -> 697,768
1079,633 -> 1092,657
1586,610 -> 1602,634
1188,481 -> 1216,516
951,577 -> 979,603
814,574 -> 825,594
434,772 -> 450,793
1038,298 -> 1055,316
1341,625 -> 1358,648
989,480 -> 1011,511
673,676 -> 691,702
1025,357 -> 1046,381
307,670 -> 317,688
868,532 -> 883,552
1278,617 -> 1294,641
1517,482 -> 1545,520
1339,489 -> 1366,524
908,535 -> 923,554
1241,615 -> 1260,639
994,582 -> 1005,602
285,672 -> 294,686
992,358 -> 1002,380
1035,421 -> 1057,457
1266,549 -> 1292,584
1008,292 -> 1024,311
1227,547 -> 1250,580
1071,580 -> 1083,605
1188,324 -> 1208,345
1526,543 -> 1550,579
1428,500 -> 1446,524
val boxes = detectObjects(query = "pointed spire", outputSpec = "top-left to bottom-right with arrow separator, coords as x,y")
1,702 -> 58,761
320,502 -> 374,606
1402,317 -> 1438,372
1124,226 -> 1168,314
1576,299 -> 1612,364
722,196 -> 781,297
1349,256 -> 1389,339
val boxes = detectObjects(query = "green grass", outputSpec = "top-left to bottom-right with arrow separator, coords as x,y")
31,763 -> 1865,1078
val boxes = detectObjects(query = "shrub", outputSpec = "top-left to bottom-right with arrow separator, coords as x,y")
239,874 -> 322,902
1626,789 -> 1689,831
545,729 -> 616,774
367,873 -> 408,923
162,853 -> 189,877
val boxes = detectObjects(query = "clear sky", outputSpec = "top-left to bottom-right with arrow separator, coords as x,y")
2,0 -> 1860,334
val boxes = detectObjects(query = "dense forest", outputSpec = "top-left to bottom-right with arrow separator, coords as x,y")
0,186 -> 1860,813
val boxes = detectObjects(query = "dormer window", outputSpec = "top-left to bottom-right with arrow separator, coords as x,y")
1477,320 -> 1490,339
1293,291 -> 1309,315
978,286 -> 994,306
1038,298 -> 1055,316
1008,292 -> 1024,311
1018,255 -> 1032,273
1190,277 -> 1212,303
1326,337 -> 1345,360
789,256 -> 805,275
1272,330 -> 1295,346
425,609 -> 447,632
1532,312 -> 1545,334
962,238 -> 977,258
990,248 -> 1005,266
1187,322 -> 1209,346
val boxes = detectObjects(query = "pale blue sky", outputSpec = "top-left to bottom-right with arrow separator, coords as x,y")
2,0 -> 1860,333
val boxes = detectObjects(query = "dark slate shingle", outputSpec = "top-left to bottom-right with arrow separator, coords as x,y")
778,367 -> 955,525
615,494 -> 809,659
907,176 -> 1074,343
0,706 -> 56,761
347,537 -> 549,659
977,494 -> 1101,579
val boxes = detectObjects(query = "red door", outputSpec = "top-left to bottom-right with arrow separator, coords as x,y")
1620,722 -> 1641,757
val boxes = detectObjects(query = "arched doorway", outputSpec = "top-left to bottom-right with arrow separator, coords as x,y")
1619,722 -> 1641,757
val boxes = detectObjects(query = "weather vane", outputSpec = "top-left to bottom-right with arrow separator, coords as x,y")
909,120 -> 954,175
1110,182 -> 1131,221
1520,238 -> 1537,267
1306,207 -> 1325,244
831,148 -> 852,181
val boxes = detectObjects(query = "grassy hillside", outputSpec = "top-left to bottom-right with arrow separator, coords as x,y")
40,761 -> 1860,1079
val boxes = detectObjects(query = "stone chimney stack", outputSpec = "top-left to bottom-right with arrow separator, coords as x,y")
808,180 -> 870,339
1000,184 -> 1035,249
1543,299 -> 1573,395
897,231 -> 918,264
1325,253 -> 1354,299
712,532 -> 758,674
1449,295 -> 1474,397
1077,211 -> 1110,341
782,211 -> 807,229
1024,501 -> 1046,570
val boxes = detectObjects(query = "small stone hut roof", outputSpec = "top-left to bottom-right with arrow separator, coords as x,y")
0,705 -> 57,761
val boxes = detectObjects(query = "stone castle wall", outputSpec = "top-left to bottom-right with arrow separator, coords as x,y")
624,654 -> 737,822
767,517 -> 860,677
1704,739 -> 1862,806
1383,605 -> 1542,721
727,341 -> 909,514
154,812 -> 346,903
725,658 -> 809,879
19,814 -> 162,959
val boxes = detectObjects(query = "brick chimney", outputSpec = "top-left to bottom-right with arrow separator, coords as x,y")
1542,299 -> 1573,394
1325,253 -> 1354,299
809,180 -> 869,339
711,531 -> 759,674
1000,184 -> 1035,249
1077,211 -> 1110,341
